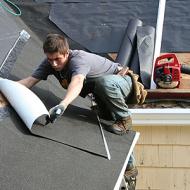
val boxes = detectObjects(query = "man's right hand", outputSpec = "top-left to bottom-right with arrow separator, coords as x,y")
49,104 -> 65,123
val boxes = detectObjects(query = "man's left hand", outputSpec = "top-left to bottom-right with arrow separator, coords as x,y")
48,104 -> 65,123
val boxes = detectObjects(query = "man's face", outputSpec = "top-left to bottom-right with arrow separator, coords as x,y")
46,52 -> 69,71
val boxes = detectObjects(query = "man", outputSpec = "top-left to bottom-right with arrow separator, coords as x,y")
19,33 -> 141,182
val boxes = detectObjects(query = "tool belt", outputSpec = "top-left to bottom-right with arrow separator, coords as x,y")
117,67 -> 147,105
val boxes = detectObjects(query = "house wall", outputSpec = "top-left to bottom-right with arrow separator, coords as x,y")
134,125 -> 190,190
109,52 -> 190,190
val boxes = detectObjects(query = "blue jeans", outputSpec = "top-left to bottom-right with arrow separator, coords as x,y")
94,74 -> 133,120
128,152 -> 135,166
94,74 -> 134,167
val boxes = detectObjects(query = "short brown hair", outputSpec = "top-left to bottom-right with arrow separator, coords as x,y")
43,34 -> 69,54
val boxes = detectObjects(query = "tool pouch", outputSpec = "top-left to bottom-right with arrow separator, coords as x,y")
128,70 -> 147,104
117,68 -> 147,104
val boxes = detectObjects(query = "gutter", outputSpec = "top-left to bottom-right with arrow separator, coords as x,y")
130,108 -> 190,126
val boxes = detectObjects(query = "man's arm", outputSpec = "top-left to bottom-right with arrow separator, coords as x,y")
60,74 -> 85,108
18,76 -> 41,88
48,74 -> 85,123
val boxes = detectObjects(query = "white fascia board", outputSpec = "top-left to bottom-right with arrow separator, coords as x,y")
114,132 -> 140,190
130,108 -> 190,126
150,0 -> 166,89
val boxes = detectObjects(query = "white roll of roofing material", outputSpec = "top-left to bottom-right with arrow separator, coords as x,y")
0,78 -> 49,130
150,0 -> 166,89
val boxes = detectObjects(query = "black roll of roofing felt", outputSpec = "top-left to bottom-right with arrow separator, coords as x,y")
130,26 -> 155,89
115,18 -> 143,67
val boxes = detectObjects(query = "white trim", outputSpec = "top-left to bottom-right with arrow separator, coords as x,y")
130,108 -> 190,126
150,0 -> 166,89
114,132 -> 140,190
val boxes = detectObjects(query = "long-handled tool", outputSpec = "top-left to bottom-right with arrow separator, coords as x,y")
90,94 -> 111,160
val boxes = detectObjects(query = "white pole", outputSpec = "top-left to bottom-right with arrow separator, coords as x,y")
150,0 -> 166,89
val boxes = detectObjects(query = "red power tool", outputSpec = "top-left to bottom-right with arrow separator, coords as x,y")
153,53 -> 190,89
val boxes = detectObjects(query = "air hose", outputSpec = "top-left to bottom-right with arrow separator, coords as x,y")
0,0 -> 21,16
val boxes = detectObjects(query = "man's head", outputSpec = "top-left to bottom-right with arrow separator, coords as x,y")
43,34 -> 69,71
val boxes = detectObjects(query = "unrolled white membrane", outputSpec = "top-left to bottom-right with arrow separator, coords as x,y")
0,78 -> 49,130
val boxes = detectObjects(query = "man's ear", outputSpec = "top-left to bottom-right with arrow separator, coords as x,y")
65,51 -> 69,58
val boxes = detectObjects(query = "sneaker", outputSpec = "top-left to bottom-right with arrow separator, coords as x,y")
109,116 -> 132,135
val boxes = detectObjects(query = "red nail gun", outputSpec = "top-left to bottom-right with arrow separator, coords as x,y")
153,53 -> 190,89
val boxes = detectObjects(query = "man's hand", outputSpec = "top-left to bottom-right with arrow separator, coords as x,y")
49,104 -> 65,123
48,74 -> 84,124
117,67 -> 129,76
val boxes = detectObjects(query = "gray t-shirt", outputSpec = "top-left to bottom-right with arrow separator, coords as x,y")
32,50 -> 119,95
